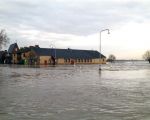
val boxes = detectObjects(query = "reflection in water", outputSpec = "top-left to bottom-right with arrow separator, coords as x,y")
0,61 -> 150,120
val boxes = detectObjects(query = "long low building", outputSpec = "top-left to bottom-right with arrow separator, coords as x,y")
31,47 -> 106,65
11,44 -> 106,65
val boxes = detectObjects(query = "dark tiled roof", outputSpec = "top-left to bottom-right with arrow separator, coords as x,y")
32,47 -> 106,59
17,47 -> 31,53
8,43 -> 18,53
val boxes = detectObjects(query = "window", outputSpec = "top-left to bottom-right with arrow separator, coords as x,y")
68,59 -> 70,62
78,59 -> 80,62
65,59 -> 67,63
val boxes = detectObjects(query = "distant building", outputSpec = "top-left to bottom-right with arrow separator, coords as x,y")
12,46 -> 39,64
8,43 -> 19,64
0,50 -> 11,64
12,44 -> 106,65
0,51 -> 6,64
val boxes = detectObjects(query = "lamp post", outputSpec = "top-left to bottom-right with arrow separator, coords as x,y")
99,29 -> 110,71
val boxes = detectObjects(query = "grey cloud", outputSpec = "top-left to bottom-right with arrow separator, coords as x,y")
0,0 -> 149,36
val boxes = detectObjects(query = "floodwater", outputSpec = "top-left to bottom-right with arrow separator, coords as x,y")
0,61 -> 150,120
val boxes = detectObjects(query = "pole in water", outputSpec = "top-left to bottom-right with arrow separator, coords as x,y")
99,64 -> 101,71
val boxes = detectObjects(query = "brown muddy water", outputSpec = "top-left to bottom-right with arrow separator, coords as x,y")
0,61 -> 150,120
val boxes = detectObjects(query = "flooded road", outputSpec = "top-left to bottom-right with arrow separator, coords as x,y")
0,61 -> 150,120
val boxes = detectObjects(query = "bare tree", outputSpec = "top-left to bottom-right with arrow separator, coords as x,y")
0,29 -> 9,50
107,54 -> 116,62
143,50 -> 150,63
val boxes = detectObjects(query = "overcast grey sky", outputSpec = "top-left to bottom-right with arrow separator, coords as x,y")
0,0 -> 150,59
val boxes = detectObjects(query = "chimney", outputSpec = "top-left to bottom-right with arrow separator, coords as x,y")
35,45 -> 39,48
29,46 -> 34,48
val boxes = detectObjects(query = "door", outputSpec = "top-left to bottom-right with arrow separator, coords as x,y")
44,60 -> 47,65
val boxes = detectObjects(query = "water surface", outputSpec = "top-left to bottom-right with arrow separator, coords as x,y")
0,61 -> 150,120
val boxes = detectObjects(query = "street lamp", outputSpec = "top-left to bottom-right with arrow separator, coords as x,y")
99,29 -> 110,71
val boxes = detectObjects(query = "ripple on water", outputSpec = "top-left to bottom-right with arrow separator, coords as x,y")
0,61 -> 150,120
